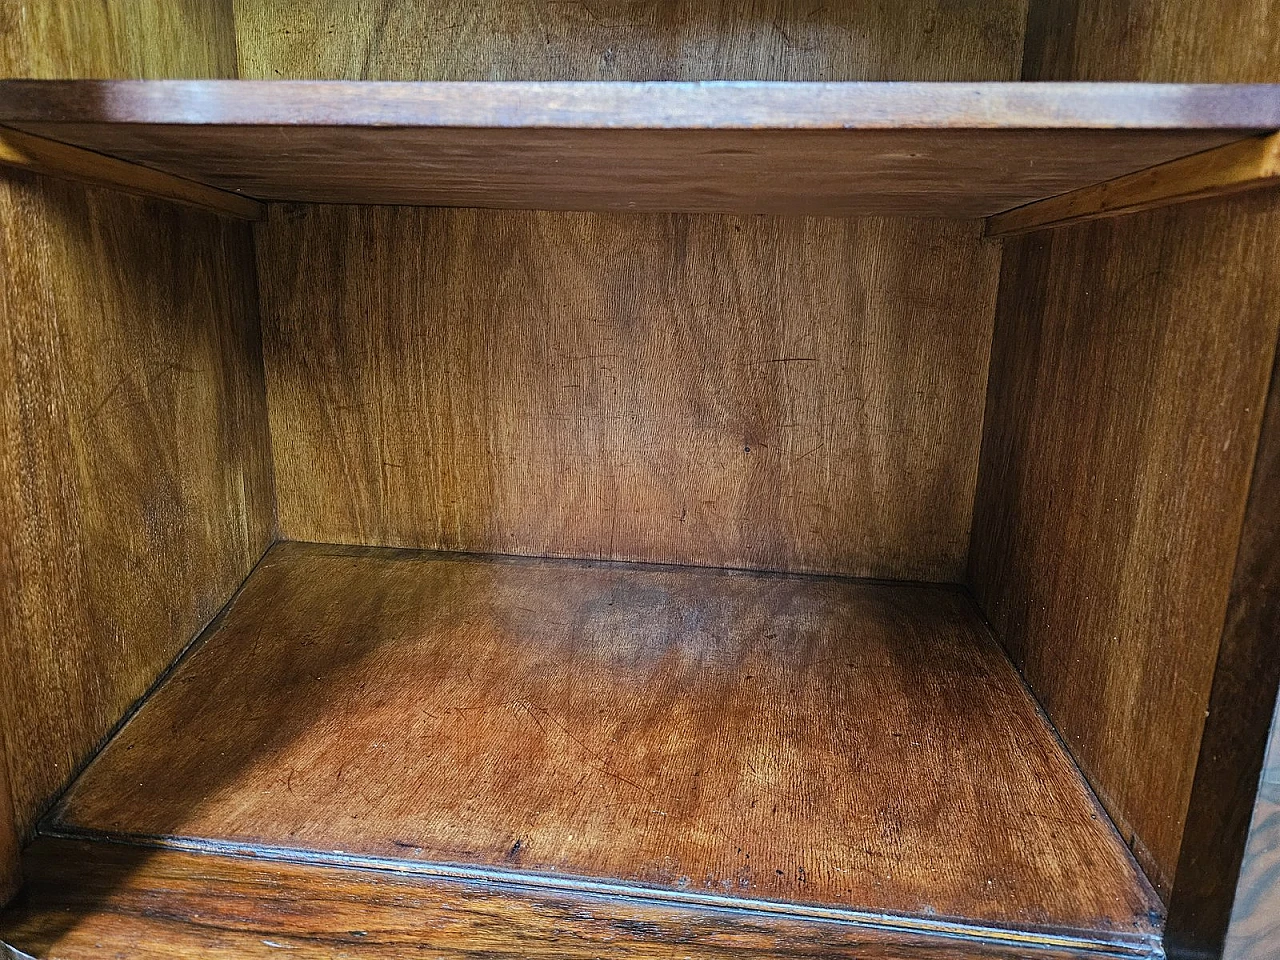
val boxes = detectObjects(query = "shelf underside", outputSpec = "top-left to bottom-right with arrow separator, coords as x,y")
25,542 -> 1161,957
1,81 -> 1277,216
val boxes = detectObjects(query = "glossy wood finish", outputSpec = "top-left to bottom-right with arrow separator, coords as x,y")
0,0 -> 273,894
968,188 -> 1280,898
258,207 -> 997,579
50,542 -> 1161,953
232,0 -> 1029,83
0,125 -> 264,218
1164,344 -> 1280,958
1222,703 -> 1280,960
986,132 -> 1280,236
0,839 -> 1148,960
1,82 -> 1275,216
0,172 -> 276,841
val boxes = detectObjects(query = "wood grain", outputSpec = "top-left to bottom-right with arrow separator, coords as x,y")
1,81 -> 1275,216
0,170 -> 276,840
1222,704 -> 1280,960
0,0 -> 268,905
232,0 -> 1028,83
0,2 -> 236,80
0,838 -> 1152,960
1023,0 -> 1280,84
257,207 -> 998,579
968,188 -> 1280,898
1164,336 -> 1280,957
50,541 -> 1161,951
986,132 -> 1280,236
0,125 -> 263,218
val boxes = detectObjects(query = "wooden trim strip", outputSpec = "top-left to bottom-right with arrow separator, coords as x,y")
0,126 -> 264,220
41,828 -> 1165,959
985,133 -> 1280,237
0,80 -> 1278,130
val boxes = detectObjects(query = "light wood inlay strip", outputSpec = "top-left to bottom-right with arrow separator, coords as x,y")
986,132 -> 1280,236
0,126 -> 264,220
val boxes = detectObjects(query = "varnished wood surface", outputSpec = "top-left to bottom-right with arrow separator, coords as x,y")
968,188 -> 1280,897
0,0 -> 270,895
6,80 -> 1279,129
0,838 -> 1151,960
258,207 -> 997,579
1165,333 -> 1280,957
1222,705 -> 1280,960
0,125 -> 264,218
0,171 -> 276,840
986,131 -> 1280,235
0,83 -> 1273,216
51,542 -> 1161,950
1023,0 -> 1280,84
0,2 -> 236,81
232,0 -> 1029,84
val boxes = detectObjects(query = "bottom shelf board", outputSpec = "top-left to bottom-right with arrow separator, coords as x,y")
0,838 -> 1138,960
40,542 -> 1160,956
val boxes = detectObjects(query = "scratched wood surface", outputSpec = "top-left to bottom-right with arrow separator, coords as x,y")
257,207 -> 998,580
0,0 -> 273,901
968,188 -> 1280,900
988,7 -> 1280,949
50,542 -> 1161,948
0,838 -> 1154,960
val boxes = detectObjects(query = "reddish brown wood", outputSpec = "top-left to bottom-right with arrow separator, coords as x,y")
256,207 -> 999,580
1165,342 -> 1280,959
49,542 -> 1161,955
968,188 -> 1280,897
0,82 -> 1274,216
0,837 -> 1149,960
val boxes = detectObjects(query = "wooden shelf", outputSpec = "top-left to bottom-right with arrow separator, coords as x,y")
24,542 -> 1162,959
0,80 -> 1277,218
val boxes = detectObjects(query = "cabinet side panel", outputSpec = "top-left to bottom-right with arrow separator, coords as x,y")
969,191 -> 1280,896
1168,348 -> 1280,957
0,0 -> 273,861
257,209 -> 998,579
0,173 -> 275,839
988,0 -> 1280,930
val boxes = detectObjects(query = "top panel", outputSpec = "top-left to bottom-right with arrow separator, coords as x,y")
0,81 -> 1277,216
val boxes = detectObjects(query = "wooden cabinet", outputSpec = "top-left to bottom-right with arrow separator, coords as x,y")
0,4 -> 1276,959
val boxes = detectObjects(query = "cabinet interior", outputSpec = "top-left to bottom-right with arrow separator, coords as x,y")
1,3 -> 1278,959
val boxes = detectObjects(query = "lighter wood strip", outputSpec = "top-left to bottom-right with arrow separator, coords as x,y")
0,126 -> 263,219
986,132 -> 1280,236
